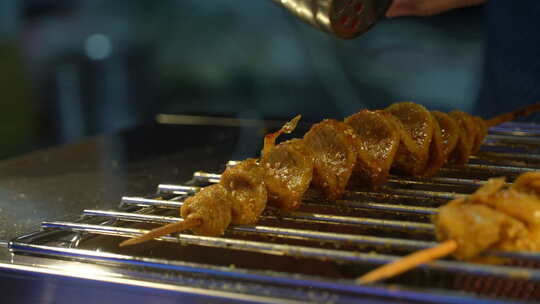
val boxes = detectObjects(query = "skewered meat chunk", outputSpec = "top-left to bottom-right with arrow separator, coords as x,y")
180,184 -> 232,236
261,115 -> 301,158
420,115 -> 445,177
261,139 -> 313,211
472,116 -> 488,154
431,111 -> 459,164
385,102 -> 435,176
344,110 -> 400,187
360,171 -> 540,285
434,174 -> 540,260
469,177 -> 540,228
448,111 -> 477,165
512,171 -> 540,197
435,198 -> 527,260
220,158 -> 267,225
304,119 -> 358,200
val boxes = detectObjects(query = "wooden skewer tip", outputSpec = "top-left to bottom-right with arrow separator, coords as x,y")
119,218 -> 200,247
486,102 -> 540,127
357,240 -> 458,284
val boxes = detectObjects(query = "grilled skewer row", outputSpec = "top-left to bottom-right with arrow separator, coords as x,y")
120,101 -> 539,246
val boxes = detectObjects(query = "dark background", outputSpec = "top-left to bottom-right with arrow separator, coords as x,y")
0,0 -> 486,159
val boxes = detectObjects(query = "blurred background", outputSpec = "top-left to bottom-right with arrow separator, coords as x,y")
0,0 -> 486,159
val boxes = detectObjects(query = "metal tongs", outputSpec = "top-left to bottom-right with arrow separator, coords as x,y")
271,0 -> 393,39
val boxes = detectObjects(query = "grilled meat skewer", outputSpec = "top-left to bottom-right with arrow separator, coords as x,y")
359,172 -> 540,284
120,117 -> 306,246
119,184 -> 230,246
120,159 -> 269,246
436,172 -> 540,260
120,102 -> 540,247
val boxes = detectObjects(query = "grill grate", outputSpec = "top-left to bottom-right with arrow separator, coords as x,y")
8,122 -> 540,303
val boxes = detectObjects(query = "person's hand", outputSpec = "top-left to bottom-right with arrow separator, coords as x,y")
386,0 -> 487,18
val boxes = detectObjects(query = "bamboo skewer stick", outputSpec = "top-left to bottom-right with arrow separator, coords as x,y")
357,240 -> 458,284
485,102 -> 540,127
119,218 -> 201,247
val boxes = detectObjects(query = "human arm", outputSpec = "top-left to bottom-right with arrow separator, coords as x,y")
386,0 -> 487,18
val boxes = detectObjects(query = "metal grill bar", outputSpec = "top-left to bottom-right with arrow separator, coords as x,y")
486,134 -> 540,144
473,152 -> 540,162
440,164 -> 538,176
42,221 -> 408,262
7,241 -> 525,304
123,194 -> 436,216
265,212 -> 434,232
37,221 -> 540,281
193,169 -> 519,191
81,209 -> 540,262
83,209 -> 435,251
489,122 -> 540,136
118,197 -> 434,232
387,176 -> 487,187
302,199 -> 438,215
121,197 -> 182,208
359,188 -> 460,200
158,184 -> 199,195
195,171 -> 484,188
180,176 -> 464,200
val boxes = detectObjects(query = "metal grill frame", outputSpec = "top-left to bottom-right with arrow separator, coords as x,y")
5,122 -> 540,303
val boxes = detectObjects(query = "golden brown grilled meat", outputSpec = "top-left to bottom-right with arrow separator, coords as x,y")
435,198 -> 527,260
434,173 -> 540,260
512,171 -> 540,197
220,158 -> 267,225
420,114 -> 445,177
431,111 -> 459,163
304,119 -> 358,200
344,110 -> 400,187
180,184 -> 232,236
448,111 -> 477,165
472,116 -> 488,154
385,102 -> 435,176
261,138 -> 313,211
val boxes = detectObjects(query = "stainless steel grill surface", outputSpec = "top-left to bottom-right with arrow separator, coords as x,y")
6,122 -> 540,303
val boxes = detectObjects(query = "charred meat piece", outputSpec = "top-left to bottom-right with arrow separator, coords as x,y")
220,158 -> 267,225
344,110 -> 400,187
261,139 -> 313,211
304,119 -> 358,200
180,184 -> 232,236
385,102 -> 434,176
